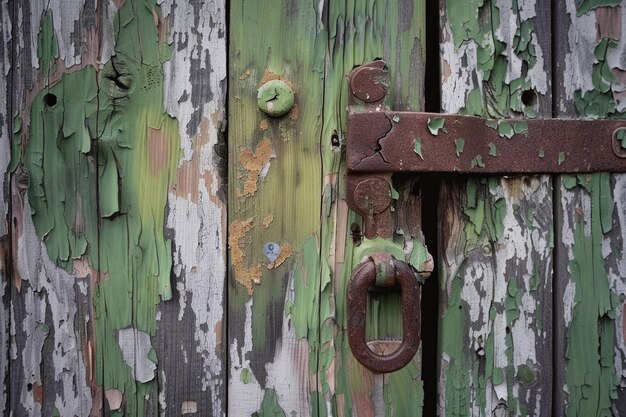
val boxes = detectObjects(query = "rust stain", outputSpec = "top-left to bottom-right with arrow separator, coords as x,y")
259,70 -> 290,86
502,177 -> 524,201
228,218 -> 262,295
289,104 -> 300,121
174,118 -> 211,203
215,320 -> 223,354
148,126 -> 171,174
267,243 -> 293,269
442,59 -> 452,82
262,213 -> 274,228
32,383 -> 44,403
595,6 -> 621,40
238,138 -> 274,200
113,0 -> 125,8
259,119 -> 269,130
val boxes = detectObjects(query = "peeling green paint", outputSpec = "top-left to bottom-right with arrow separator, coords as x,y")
564,173 -> 619,417
488,143 -> 497,156
574,37 -> 626,119
8,117 -> 22,173
37,10 -> 58,76
470,155 -> 485,168
455,138 -> 465,156
427,117 -> 446,135
24,3 -> 180,415
414,137 -> 423,159
498,121 -> 515,138
240,368 -> 253,384
557,151 -> 566,165
253,389 -> 287,417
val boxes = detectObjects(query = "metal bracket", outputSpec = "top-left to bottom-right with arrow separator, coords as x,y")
346,60 -> 626,239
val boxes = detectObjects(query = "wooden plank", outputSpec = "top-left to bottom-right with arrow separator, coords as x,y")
154,1 -> 227,415
438,1 -> 554,415
553,3 -> 626,415
227,2 -> 324,415
1,1 -> 11,413
9,2 -> 103,415
228,1 -> 428,415
320,2 -> 428,416
8,1 -> 227,416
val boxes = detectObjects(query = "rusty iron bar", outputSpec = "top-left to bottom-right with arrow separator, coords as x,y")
345,61 -> 626,239
347,257 -> 421,373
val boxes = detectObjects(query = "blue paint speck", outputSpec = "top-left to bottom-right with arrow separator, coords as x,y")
264,242 -> 280,261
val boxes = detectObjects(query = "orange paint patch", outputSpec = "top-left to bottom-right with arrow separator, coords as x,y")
262,214 -> 274,228
259,119 -> 269,130
148,126 -> 171,175
267,243 -> 293,269
174,118 -> 211,203
238,139 -> 274,200
228,218 -> 262,295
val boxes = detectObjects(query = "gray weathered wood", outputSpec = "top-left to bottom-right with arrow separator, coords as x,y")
7,1 -> 228,416
9,3 -> 100,415
155,1 -> 227,415
553,2 -> 626,415
438,0 -> 554,415
1,0 -> 11,414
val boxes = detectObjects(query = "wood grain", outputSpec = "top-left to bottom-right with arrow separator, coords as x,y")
438,1 -> 554,415
553,2 -> 626,415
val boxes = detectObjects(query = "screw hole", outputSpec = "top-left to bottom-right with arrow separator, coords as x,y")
43,93 -> 57,107
521,89 -> 536,107
331,131 -> 340,148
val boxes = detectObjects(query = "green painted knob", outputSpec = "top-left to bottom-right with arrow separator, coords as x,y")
257,80 -> 295,117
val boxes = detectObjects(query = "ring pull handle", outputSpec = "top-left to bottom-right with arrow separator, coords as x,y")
347,255 -> 421,373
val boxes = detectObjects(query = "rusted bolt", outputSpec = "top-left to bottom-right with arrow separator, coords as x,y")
349,61 -> 390,103
257,80 -> 295,117
353,177 -> 392,215
613,127 -> 626,158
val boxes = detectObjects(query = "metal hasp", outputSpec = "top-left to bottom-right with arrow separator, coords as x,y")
344,60 -> 626,374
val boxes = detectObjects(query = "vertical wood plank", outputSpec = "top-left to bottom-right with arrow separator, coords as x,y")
156,1 -> 227,415
553,2 -> 626,415
228,1 -> 427,415
320,2 -> 427,416
7,1 -> 228,416
10,3 -> 103,415
438,1 -> 554,415
0,1 -> 11,413
228,2 -> 324,415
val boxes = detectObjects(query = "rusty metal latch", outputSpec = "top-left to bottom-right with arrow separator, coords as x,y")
346,60 -> 626,240
344,60 -> 626,374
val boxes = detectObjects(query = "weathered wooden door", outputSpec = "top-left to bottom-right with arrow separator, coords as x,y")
3,1 -> 626,416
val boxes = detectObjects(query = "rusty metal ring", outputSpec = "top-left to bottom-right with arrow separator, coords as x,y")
347,258 -> 421,373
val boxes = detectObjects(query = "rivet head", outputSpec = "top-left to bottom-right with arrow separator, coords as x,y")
257,80 -> 295,117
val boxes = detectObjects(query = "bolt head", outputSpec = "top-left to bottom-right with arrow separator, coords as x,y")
257,80 -> 295,117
